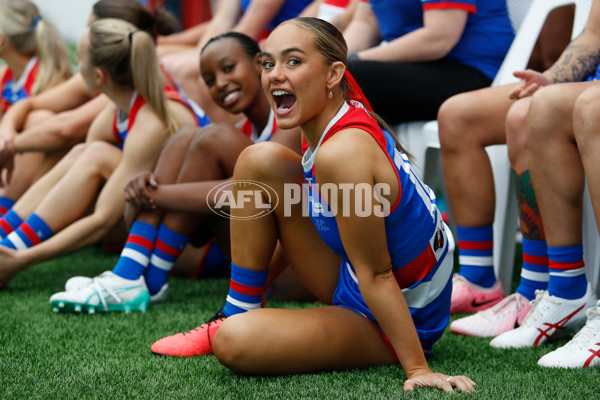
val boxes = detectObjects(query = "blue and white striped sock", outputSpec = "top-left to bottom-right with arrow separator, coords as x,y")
547,244 -> 587,299
144,223 -> 188,295
1,213 -> 53,249
0,196 -> 15,216
0,209 -> 23,238
222,263 -> 268,317
456,225 -> 496,288
516,238 -> 549,300
112,221 -> 158,280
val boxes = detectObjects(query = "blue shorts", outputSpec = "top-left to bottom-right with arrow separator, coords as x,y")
331,226 -> 453,354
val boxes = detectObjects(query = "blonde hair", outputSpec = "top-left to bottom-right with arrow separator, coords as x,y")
89,18 -> 178,135
0,0 -> 72,94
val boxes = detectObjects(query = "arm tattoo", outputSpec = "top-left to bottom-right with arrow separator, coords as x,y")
547,38 -> 600,83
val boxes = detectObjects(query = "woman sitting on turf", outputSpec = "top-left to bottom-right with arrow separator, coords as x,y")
151,17 -> 476,393
0,0 -> 72,207
0,0 -> 180,211
0,18 -> 207,288
48,32 -> 302,312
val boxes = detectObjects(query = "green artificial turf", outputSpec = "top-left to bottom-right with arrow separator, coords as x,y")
1,245 -> 599,399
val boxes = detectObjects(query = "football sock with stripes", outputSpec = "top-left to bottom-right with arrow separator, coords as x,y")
0,209 -> 23,238
112,221 -> 158,281
0,196 -> 15,217
144,223 -> 188,295
515,238 -> 549,300
456,225 -> 496,288
547,244 -> 588,300
1,213 -> 53,249
222,263 -> 268,317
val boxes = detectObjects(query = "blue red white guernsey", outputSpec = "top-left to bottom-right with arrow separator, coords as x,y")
239,109 -> 278,143
301,101 -> 453,353
0,57 -> 39,113
111,86 -> 211,149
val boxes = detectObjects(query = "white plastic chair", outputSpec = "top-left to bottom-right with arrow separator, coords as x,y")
395,0 -> 596,294
583,184 -> 600,292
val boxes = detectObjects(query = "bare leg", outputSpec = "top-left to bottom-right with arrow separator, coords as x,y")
130,126 -> 199,228
505,96 -> 550,300
33,141 -> 122,232
159,123 -> 254,258
438,84 -> 518,226
528,82 -> 593,247
126,124 -> 253,284
229,142 -> 341,304
11,143 -> 88,219
505,97 -> 545,241
0,143 -> 121,286
3,109 -> 54,201
214,306 -> 396,375
573,84 -> 600,232
439,84 -> 520,296
213,142 -> 395,374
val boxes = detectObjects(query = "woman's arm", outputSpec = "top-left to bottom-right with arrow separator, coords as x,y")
356,8 -> 468,62
315,131 -> 430,374
0,74 -> 96,151
1,74 -> 95,131
343,1 -> 381,54
124,125 -> 302,213
139,178 -> 233,213
197,0 -> 244,50
543,0 -> 600,84
328,0 -> 361,32
157,21 -> 209,48
10,95 -> 110,154
233,0 -> 287,39
509,2 -> 600,100
315,130 -> 474,392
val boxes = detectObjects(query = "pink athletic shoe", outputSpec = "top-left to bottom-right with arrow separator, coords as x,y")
151,310 -> 226,357
450,274 -> 504,314
450,292 -> 531,337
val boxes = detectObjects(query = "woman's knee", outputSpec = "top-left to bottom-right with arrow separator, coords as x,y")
438,91 -> 482,149
164,125 -> 199,152
64,143 -> 88,160
233,142 -> 301,182
75,142 -> 120,176
438,94 -> 466,143
188,123 -> 229,154
212,315 -> 255,374
573,86 -> 600,147
527,85 -> 570,135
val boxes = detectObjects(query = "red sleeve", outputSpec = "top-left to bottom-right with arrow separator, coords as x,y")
422,1 -> 476,14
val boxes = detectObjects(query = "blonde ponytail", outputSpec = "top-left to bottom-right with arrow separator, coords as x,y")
89,18 -> 178,135
0,0 -> 72,94
32,19 -> 72,94
129,30 -> 178,135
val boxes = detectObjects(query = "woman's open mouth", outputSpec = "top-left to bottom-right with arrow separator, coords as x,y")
272,89 -> 297,115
